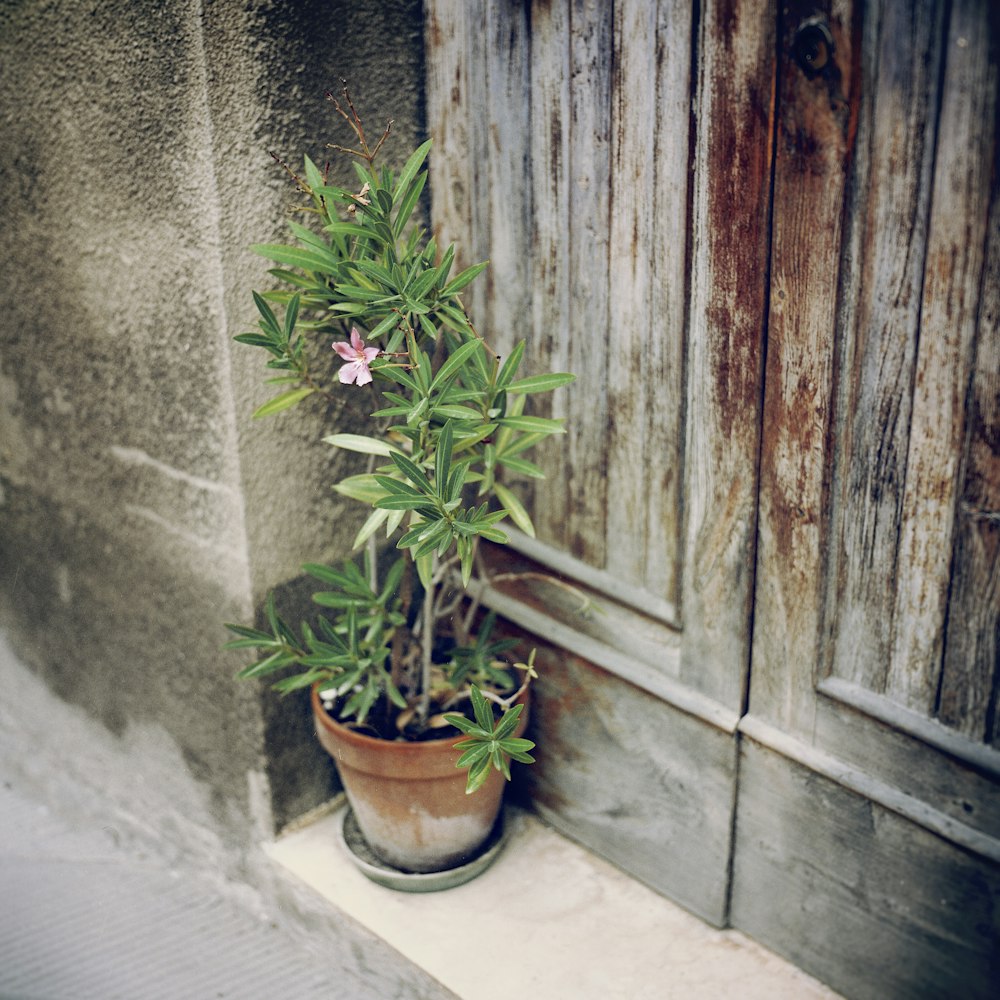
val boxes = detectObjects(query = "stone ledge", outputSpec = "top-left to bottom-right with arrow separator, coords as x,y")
267,802 -> 841,1000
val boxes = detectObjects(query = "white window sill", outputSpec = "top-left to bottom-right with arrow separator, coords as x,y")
266,801 -> 839,1000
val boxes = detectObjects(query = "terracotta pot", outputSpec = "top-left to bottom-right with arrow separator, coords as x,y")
311,685 -> 528,873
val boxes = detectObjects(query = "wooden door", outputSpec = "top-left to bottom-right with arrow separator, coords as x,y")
426,0 -> 770,926
425,1 -> 999,994
735,1 -> 1000,996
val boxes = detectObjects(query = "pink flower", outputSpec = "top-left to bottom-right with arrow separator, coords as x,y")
332,328 -> 379,386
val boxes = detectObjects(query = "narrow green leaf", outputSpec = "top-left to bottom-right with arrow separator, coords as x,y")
504,372 -> 576,394
493,482 -> 535,538
465,755 -> 492,794
415,552 -> 434,591
441,260 -> 489,296
251,243 -> 338,273
324,434 -> 401,457
495,340 -> 526,389
251,290 -> 281,336
333,473 -> 387,504
430,338 -> 484,395
470,685 -> 494,733
456,743 -> 492,768
476,526 -> 509,544
389,451 -> 433,493
252,387 -> 314,418
495,455 -> 546,479
353,508 -> 390,549
497,415 -> 566,434
493,703 -> 525,740
282,293 -> 300,340
394,139 -> 433,204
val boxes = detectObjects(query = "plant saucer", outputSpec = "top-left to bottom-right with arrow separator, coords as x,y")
338,806 -> 508,893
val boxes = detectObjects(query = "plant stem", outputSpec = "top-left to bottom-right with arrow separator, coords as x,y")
418,556 -> 437,722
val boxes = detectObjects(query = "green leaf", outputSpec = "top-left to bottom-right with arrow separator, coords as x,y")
493,482 -> 535,538
251,243 -> 338,273
252,387 -> 313,418
324,434 -> 401,457
353,508 -> 390,549
435,420 -> 453,493
465,755 -> 492,794
415,552 -> 435,591
394,139 -> 433,204
470,685 -> 495,733
493,703 -> 525,740
333,474 -> 387,504
505,372 -> 576,394
389,451 -> 433,494
325,221 -> 387,245
252,291 -> 281,336
283,293 -> 301,340
456,743 -> 492,768
430,338 -> 485,393
496,455 -> 546,479
442,260 -> 489,296
496,415 -> 566,434
495,340 -> 526,389
375,495 -> 437,512
476,526 -> 509,544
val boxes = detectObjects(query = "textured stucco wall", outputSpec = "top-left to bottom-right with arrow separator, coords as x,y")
0,0 -> 425,852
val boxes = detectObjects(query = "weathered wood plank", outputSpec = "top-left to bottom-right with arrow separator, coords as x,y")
481,0 -> 531,363
750,0 -> 858,732
887,0 -> 998,713
813,678 -> 1000,842
603,0 -> 659,583
681,0 -> 773,707
563,0 -> 612,568
424,1 -> 475,265
643,0 -> 694,605
938,6 -> 1000,740
731,739 -> 1000,1000
522,643 -> 738,927
827,0 -> 947,693
524,1 -> 571,550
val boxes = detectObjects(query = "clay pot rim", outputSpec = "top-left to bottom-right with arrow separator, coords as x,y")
310,681 -> 530,775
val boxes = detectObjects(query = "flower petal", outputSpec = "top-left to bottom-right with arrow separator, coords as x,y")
354,366 -> 373,387
362,347 -> 380,362
349,328 -> 364,352
339,363 -> 360,384
332,341 -> 354,361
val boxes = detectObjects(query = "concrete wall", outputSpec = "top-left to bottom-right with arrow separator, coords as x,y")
0,0 -> 425,860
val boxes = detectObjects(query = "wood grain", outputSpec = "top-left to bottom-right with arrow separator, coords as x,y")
938,2 -> 1000,741
887,0 -> 997,713
750,0 -> 858,732
827,0 -> 947,692
681,0 -> 773,707
564,0 -> 612,568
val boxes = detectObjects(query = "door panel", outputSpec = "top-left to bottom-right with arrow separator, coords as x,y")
424,0 -> 1000,990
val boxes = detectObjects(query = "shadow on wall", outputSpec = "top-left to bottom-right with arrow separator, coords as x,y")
0,0 -> 425,850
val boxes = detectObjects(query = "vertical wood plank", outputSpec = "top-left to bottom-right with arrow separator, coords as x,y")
482,0 -> 532,360
750,0 -> 858,731
604,0 -> 659,583
527,0 -> 572,549
887,0 -> 998,713
644,0 -> 694,605
564,0 -> 612,568
425,0 -> 471,257
938,3 -> 1000,741
827,0 -> 947,693
681,0 -> 774,707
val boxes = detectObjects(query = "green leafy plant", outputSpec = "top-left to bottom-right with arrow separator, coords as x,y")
225,87 -> 571,790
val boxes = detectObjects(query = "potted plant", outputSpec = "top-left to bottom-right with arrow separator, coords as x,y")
224,88 -> 573,881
